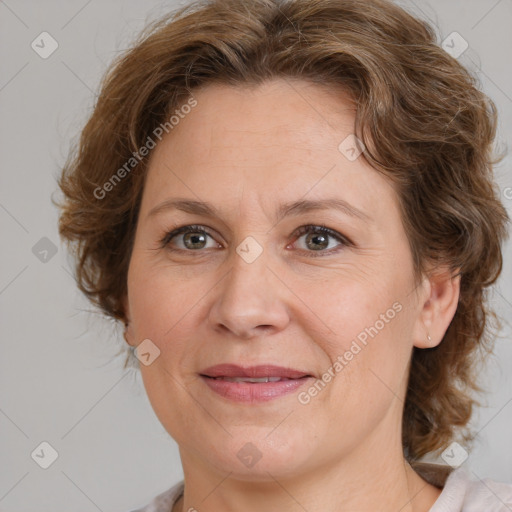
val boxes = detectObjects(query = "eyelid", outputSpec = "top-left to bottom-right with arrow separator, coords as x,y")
290,224 -> 353,253
159,224 -> 219,249
293,224 -> 351,243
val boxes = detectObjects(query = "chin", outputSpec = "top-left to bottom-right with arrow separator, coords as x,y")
200,429 -> 316,481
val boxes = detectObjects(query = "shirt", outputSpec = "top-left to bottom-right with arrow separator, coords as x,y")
128,463 -> 512,511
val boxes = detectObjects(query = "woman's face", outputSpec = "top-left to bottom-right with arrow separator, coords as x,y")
124,79 -> 432,479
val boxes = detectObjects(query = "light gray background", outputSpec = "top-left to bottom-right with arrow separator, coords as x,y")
0,0 -> 511,510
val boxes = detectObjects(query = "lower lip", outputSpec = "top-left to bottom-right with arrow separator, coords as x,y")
200,375 -> 312,403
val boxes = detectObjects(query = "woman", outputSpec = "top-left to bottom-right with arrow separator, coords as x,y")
56,0 -> 512,510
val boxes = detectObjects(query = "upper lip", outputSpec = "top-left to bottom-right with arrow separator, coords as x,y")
200,364 -> 312,379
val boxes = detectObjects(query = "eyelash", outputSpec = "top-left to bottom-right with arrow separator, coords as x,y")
159,224 -> 352,257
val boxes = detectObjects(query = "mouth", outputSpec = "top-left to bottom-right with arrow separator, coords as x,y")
199,364 -> 314,402
199,363 -> 313,380
202,376 -> 310,383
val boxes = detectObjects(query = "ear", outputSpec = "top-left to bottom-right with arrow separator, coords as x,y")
121,294 -> 136,347
412,267 -> 461,349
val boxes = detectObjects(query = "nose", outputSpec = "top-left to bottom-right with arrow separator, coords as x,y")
207,248 -> 291,339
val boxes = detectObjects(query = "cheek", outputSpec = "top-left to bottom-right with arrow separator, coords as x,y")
297,303 -> 413,458
127,266 -> 204,439
290,266 -> 408,347
127,256 -> 201,340
301,269 -> 415,405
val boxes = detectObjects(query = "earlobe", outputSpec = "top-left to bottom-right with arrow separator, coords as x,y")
413,267 -> 461,349
123,326 -> 135,347
121,294 -> 131,323
121,295 -> 135,347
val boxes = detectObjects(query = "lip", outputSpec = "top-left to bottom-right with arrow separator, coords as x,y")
199,364 -> 314,403
200,364 -> 312,379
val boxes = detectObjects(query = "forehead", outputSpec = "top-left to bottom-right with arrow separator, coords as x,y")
140,79 -> 398,222
172,79 -> 358,153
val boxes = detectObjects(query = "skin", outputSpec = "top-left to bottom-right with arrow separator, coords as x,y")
123,78 -> 460,512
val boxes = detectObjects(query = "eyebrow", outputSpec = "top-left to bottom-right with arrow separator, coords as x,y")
147,197 -> 372,224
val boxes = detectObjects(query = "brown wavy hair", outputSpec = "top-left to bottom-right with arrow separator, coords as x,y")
55,0 -> 510,461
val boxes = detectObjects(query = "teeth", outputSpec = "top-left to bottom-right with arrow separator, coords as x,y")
215,376 -> 288,383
